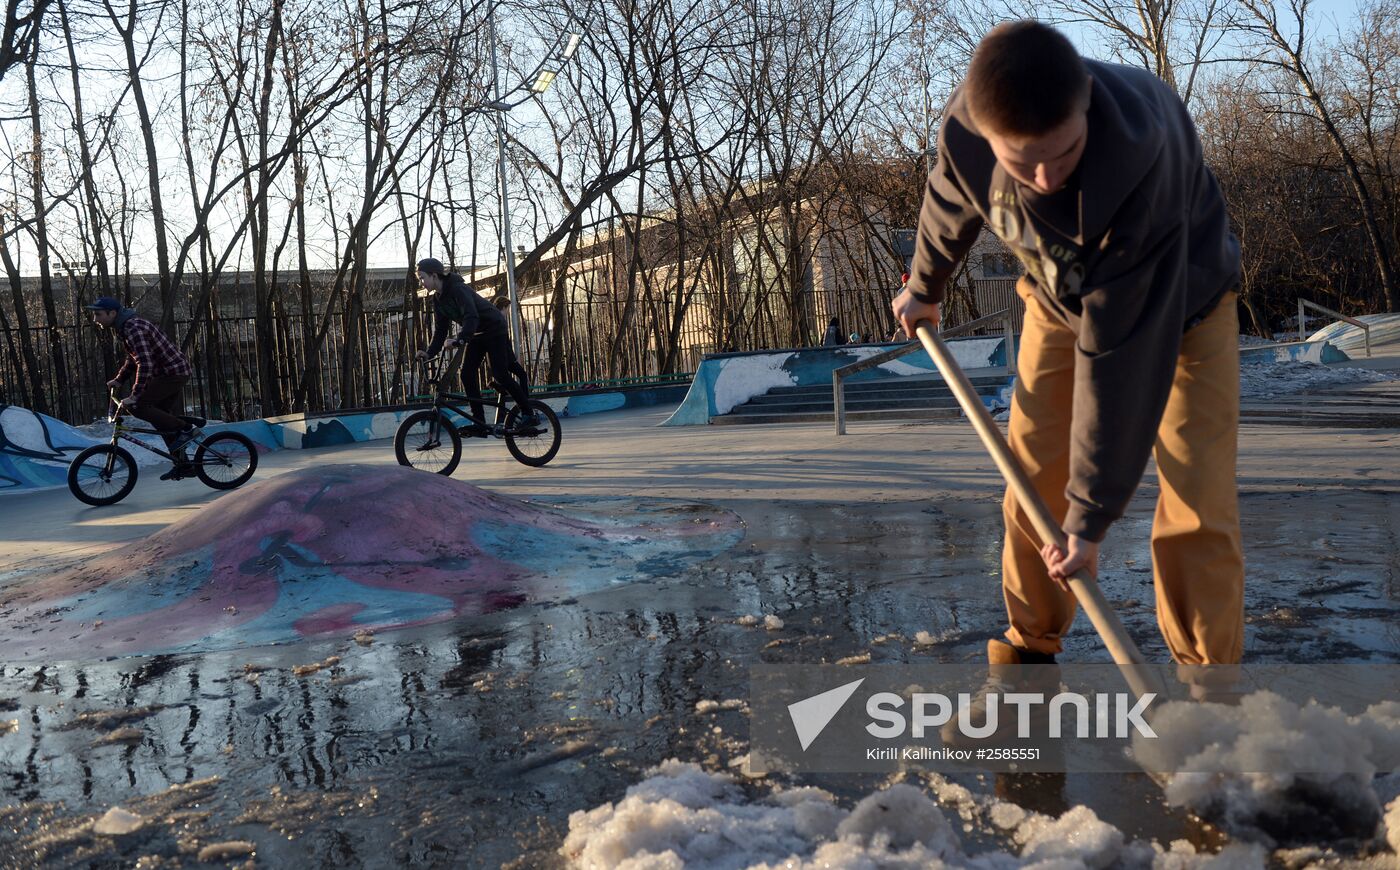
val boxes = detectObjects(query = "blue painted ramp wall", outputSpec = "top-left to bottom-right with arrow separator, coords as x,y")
1,381 -> 692,495
1239,340 -> 1350,365
664,338 -> 1008,426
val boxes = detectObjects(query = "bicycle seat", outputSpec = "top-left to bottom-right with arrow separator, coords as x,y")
180,415 -> 207,428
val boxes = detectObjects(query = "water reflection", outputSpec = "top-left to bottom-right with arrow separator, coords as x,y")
1,490 -> 1395,866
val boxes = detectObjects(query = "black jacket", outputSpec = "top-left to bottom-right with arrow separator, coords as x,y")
425,273 -> 509,356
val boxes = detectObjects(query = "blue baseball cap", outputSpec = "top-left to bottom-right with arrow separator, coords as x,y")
84,297 -> 122,311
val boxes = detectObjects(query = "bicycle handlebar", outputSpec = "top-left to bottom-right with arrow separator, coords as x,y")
108,389 -> 128,423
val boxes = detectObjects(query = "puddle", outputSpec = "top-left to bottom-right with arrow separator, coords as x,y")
0,488 -> 1394,866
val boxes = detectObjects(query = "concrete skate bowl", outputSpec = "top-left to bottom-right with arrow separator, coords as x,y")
0,464 -> 743,661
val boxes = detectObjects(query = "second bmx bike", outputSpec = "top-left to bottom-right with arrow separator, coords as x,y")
394,357 -> 561,475
67,392 -> 259,506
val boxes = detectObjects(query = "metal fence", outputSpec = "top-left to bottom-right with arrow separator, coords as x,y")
0,285 -> 984,425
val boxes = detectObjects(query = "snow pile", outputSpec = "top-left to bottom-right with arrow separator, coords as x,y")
1007,805 -> 1123,866
560,760 -> 1271,869
560,760 -> 845,869
1132,693 -> 1400,841
1386,796 -> 1400,854
1238,361 -> 1394,399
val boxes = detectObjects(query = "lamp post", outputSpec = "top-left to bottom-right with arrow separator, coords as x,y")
486,13 -> 581,354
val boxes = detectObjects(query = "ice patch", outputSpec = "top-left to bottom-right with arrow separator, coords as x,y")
1238,361 -> 1394,399
713,354 -> 796,415
93,806 -> 145,836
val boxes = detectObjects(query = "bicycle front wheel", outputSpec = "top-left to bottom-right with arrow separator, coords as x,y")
195,432 -> 258,490
67,445 -> 138,506
504,400 -> 561,467
395,409 -> 462,476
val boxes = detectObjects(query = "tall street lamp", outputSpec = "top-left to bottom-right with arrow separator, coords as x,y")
486,15 -> 581,353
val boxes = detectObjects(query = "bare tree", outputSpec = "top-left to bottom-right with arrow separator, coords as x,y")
1236,0 -> 1399,310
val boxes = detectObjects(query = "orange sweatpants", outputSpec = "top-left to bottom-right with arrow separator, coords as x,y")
1000,280 -> 1245,665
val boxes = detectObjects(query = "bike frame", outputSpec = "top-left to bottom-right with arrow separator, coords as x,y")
418,356 -> 526,439
102,392 -> 233,467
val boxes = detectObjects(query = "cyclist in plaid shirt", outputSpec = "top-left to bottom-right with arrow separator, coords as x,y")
86,297 -> 201,479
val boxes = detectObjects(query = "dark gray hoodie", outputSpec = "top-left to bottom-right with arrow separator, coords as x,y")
906,59 -> 1240,542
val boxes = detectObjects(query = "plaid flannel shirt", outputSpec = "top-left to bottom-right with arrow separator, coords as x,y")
114,316 -> 192,399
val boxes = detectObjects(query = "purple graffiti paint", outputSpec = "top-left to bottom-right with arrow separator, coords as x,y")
0,465 -> 743,661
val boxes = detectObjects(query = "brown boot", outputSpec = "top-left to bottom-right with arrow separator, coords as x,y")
941,640 -> 1061,748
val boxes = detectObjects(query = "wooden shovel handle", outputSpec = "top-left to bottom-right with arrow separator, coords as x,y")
915,323 -> 1159,686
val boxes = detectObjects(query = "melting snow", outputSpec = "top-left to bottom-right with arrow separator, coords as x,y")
560,761 -> 1277,869
1238,361 -> 1394,399
1132,693 -> 1400,841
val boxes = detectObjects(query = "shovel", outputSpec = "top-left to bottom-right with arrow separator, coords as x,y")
914,322 -> 1166,701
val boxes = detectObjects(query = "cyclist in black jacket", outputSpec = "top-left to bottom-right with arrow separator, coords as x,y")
413,257 -> 537,436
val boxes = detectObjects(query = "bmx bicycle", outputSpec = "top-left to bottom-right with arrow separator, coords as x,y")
66,391 -> 259,506
394,354 -> 561,475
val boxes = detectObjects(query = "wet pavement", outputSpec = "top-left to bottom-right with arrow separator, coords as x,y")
0,408 -> 1397,866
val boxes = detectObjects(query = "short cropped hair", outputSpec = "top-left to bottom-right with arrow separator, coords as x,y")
964,21 -> 1091,137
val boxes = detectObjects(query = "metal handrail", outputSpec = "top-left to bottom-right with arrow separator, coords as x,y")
1298,298 -> 1371,358
833,308 -> 1015,435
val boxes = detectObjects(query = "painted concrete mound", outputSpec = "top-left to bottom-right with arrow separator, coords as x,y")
0,464 -> 743,661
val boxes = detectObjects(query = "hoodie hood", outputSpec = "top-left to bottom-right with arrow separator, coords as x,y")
941,59 -> 1166,245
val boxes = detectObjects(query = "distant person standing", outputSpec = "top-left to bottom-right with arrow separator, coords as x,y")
822,317 -> 846,346
489,295 -> 533,395
87,297 -> 201,480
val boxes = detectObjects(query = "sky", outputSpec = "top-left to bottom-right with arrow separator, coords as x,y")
1,0 -> 1379,278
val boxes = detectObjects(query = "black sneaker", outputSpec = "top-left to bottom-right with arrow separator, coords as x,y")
160,465 -> 186,481
169,427 -> 202,453
514,413 -> 543,434
458,422 -> 491,438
